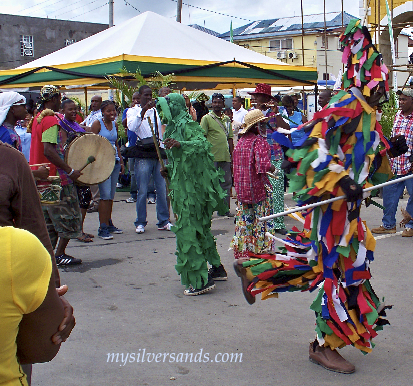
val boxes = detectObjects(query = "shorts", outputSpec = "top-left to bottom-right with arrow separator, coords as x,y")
98,161 -> 121,200
42,184 -> 82,248
76,185 -> 92,209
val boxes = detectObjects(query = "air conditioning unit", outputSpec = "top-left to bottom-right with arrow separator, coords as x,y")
277,51 -> 286,59
288,52 -> 298,59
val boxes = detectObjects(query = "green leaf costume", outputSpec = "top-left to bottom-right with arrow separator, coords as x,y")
157,94 -> 227,289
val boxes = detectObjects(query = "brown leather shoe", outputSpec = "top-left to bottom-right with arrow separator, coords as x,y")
233,261 -> 255,305
402,228 -> 413,237
371,225 -> 396,234
309,341 -> 355,374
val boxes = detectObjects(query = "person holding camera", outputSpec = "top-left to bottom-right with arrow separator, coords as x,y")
126,85 -> 172,234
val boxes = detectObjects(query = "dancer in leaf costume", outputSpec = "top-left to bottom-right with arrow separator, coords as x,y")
157,94 -> 228,296
234,19 -> 408,373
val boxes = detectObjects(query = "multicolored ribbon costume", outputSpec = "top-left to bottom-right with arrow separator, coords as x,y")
240,20 -> 393,354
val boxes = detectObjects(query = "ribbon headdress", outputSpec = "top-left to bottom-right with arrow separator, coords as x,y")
340,19 -> 389,100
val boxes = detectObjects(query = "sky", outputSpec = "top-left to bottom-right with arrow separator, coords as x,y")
0,0 -> 360,34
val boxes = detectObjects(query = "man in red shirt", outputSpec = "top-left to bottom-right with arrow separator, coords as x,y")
30,85 -> 83,266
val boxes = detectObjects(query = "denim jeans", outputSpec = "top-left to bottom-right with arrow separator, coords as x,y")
98,162 -> 121,200
134,158 -> 169,227
129,158 -> 156,200
129,158 -> 137,199
382,173 -> 413,229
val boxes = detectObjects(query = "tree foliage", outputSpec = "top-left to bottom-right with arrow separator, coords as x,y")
106,68 -> 175,107
380,91 -> 398,139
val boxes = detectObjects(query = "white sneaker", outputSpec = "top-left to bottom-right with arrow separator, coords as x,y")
126,197 -> 136,203
147,197 -> 156,204
158,222 -> 173,231
135,225 -> 145,234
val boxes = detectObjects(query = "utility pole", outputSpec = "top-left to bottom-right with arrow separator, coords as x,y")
176,0 -> 182,23
109,0 -> 114,27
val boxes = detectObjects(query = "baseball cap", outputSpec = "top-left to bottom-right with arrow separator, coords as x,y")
396,88 -> 413,97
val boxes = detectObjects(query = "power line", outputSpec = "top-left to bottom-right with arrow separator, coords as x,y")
68,1 -> 108,21
124,0 -> 140,12
52,0 -> 88,15
169,0 -> 252,22
18,0 -> 62,13
169,1 -> 346,24
65,0 -> 107,20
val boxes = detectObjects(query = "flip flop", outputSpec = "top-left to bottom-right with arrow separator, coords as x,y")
77,232 -> 93,243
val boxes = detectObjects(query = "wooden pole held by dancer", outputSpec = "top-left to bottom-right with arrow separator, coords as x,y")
259,173 -> 413,221
147,116 -> 177,220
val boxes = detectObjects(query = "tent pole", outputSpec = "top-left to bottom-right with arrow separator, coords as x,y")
323,0 -> 328,87
314,84 -> 318,110
84,87 -> 88,115
301,0 -> 306,114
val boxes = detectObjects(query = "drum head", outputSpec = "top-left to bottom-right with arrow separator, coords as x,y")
65,134 -> 116,185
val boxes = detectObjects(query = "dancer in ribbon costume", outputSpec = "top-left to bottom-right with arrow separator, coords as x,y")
157,94 -> 228,296
234,19 -> 407,374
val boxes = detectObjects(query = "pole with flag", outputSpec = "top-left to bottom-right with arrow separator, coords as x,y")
230,20 -> 234,43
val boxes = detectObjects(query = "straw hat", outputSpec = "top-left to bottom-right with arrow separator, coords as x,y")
239,109 -> 268,135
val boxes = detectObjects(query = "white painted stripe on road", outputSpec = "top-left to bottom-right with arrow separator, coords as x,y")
374,231 -> 403,240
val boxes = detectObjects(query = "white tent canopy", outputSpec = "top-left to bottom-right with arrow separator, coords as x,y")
0,11 -> 317,89
18,11 -> 290,69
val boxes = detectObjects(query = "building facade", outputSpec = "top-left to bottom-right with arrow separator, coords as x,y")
0,14 -> 107,70
220,12 -> 355,82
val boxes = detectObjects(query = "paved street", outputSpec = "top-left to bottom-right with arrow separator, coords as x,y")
33,192 -> 413,386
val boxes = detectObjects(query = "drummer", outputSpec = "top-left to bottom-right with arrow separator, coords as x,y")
59,99 -> 94,243
30,85 -> 83,266
90,100 -> 125,240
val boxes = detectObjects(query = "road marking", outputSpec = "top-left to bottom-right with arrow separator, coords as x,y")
374,231 -> 403,240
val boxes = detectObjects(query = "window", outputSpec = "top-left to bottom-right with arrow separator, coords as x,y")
269,38 -> 293,51
321,35 -> 328,49
20,35 -> 34,56
65,39 -> 76,46
395,38 -> 399,59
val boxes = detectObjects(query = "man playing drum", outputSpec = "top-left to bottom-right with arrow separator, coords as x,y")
30,85 -> 83,266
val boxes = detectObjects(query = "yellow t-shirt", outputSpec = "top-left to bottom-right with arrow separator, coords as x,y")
0,227 -> 51,386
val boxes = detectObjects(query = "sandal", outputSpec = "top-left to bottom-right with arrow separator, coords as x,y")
77,232 -> 93,243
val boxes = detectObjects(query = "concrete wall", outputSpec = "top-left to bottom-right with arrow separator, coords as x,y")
316,35 -> 343,81
0,14 -> 107,70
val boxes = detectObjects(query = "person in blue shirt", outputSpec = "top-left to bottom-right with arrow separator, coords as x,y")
279,95 -> 307,146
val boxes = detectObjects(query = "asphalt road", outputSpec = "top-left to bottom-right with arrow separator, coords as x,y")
33,192 -> 413,386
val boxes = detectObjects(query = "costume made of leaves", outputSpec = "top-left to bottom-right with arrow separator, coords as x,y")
157,94 -> 227,289
240,20 -> 393,354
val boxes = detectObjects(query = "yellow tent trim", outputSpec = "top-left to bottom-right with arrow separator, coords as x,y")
0,54 -> 316,76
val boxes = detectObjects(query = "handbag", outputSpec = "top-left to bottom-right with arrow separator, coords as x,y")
121,110 -> 167,159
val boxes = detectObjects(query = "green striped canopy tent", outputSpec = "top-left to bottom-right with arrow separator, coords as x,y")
0,12 -> 317,90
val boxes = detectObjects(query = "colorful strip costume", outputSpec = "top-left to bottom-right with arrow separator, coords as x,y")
157,94 -> 227,290
240,20 -> 393,354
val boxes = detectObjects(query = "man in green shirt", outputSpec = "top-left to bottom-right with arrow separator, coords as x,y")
200,93 -> 234,216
